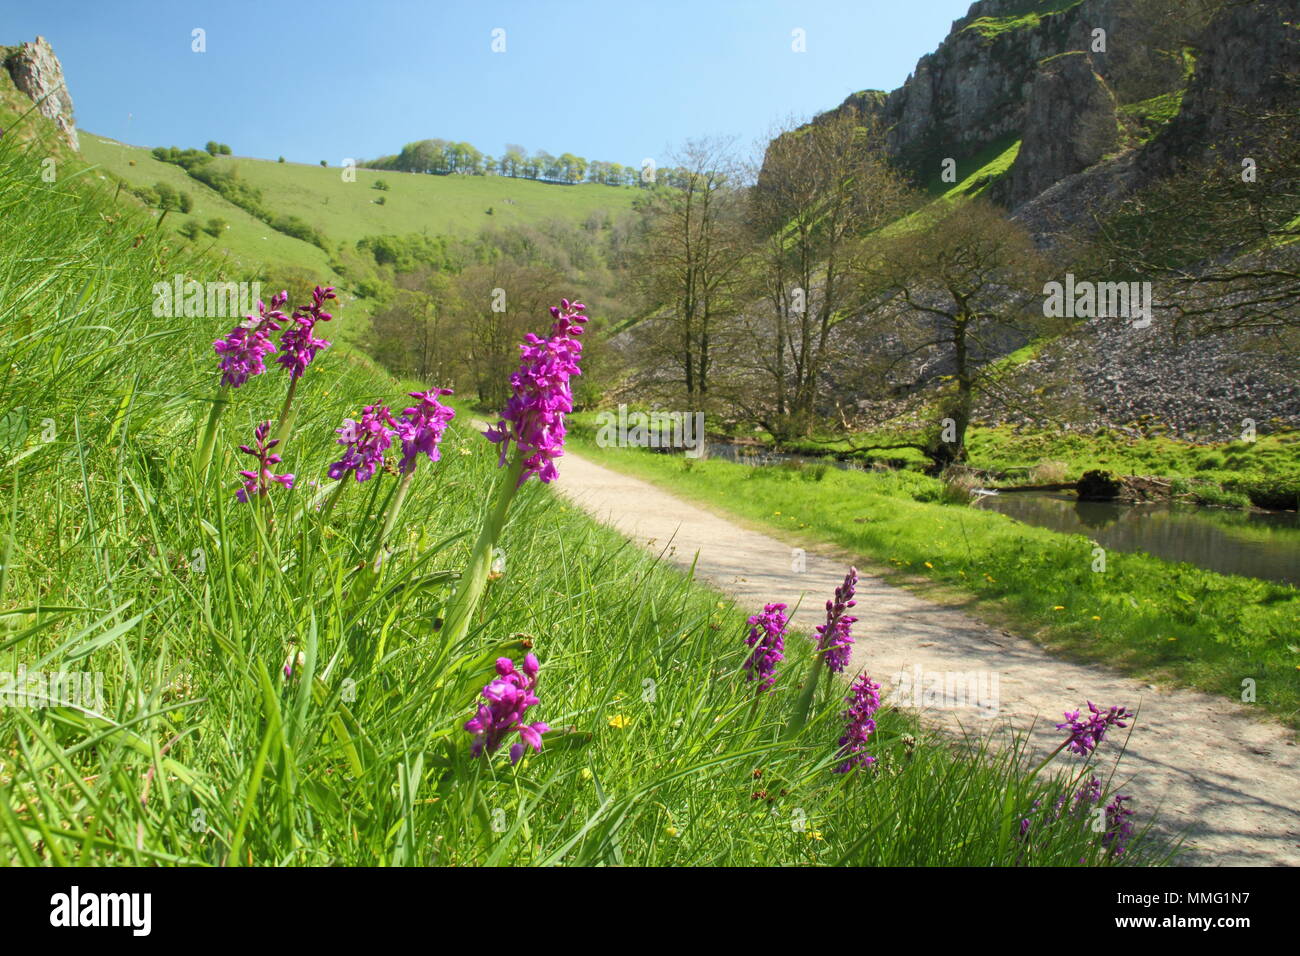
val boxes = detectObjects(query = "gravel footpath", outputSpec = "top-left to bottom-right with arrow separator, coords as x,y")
552,448 -> 1300,866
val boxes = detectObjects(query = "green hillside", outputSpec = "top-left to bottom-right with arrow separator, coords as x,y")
232,153 -> 639,238
81,133 -> 336,279
81,133 -> 638,260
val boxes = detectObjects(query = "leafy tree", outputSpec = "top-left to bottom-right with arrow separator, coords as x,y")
854,200 -> 1050,465
500,145 -> 526,178
368,270 -> 454,383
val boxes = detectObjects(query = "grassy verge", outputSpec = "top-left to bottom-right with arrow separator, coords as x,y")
0,121 -> 1168,865
765,423 -> 1300,511
568,432 -> 1300,729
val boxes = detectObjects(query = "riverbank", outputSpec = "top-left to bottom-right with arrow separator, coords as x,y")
591,416 -> 1300,512
567,431 -> 1300,728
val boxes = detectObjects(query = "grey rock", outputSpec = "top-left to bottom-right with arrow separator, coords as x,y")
3,36 -> 78,150
1004,51 -> 1120,209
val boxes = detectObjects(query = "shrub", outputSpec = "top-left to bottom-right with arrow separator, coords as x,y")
1077,470 -> 1122,501
940,468 -> 981,505
1222,472 -> 1300,511
269,214 -> 328,249
1190,484 -> 1252,510
1029,459 -> 1068,483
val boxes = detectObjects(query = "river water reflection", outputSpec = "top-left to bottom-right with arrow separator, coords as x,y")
980,493 -> 1300,587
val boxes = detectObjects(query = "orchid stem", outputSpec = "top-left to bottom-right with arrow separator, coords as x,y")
274,376 -> 300,448
370,469 -> 415,575
321,478 -> 348,520
442,453 -> 526,645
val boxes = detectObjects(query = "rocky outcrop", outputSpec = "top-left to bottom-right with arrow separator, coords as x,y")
3,36 -> 78,150
763,1 -> 1299,440
775,0 -> 1230,207
1002,51 -> 1120,208
1008,149 -> 1138,248
800,1 -> 1136,180
1140,0 -> 1300,175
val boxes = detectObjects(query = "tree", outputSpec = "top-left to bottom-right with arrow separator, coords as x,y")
368,269 -> 453,383
446,261 -> 567,407
501,144 -> 526,178
746,112 -> 913,436
631,139 -> 752,403
854,200 -> 1050,466
558,153 -> 587,183
1090,72 -> 1300,338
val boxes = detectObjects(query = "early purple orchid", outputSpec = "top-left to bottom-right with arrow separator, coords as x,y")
465,654 -> 550,764
235,420 -> 294,502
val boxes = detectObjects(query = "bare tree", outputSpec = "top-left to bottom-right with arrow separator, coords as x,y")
747,112 -> 913,436
1090,74 -> 1300,338
630,139 -> 752,405
447,260 -> 567,408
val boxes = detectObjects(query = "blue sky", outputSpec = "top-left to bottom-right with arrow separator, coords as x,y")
9,0 -> 973,165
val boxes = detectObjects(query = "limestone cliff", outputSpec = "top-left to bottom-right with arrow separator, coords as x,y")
770,0 -> 1243,213
2,36 -> 78,150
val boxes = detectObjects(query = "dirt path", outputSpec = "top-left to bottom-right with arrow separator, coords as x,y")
553,449 -> 1300,866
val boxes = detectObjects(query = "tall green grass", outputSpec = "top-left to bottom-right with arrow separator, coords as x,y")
0,126 -> 1170,866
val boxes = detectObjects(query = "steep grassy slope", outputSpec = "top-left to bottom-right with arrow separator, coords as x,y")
230,154 -> 639,239
959,1 -> 1085,39
81,133 -> 337,280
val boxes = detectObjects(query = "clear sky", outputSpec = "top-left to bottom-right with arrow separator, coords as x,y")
7,0 -> 974,166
